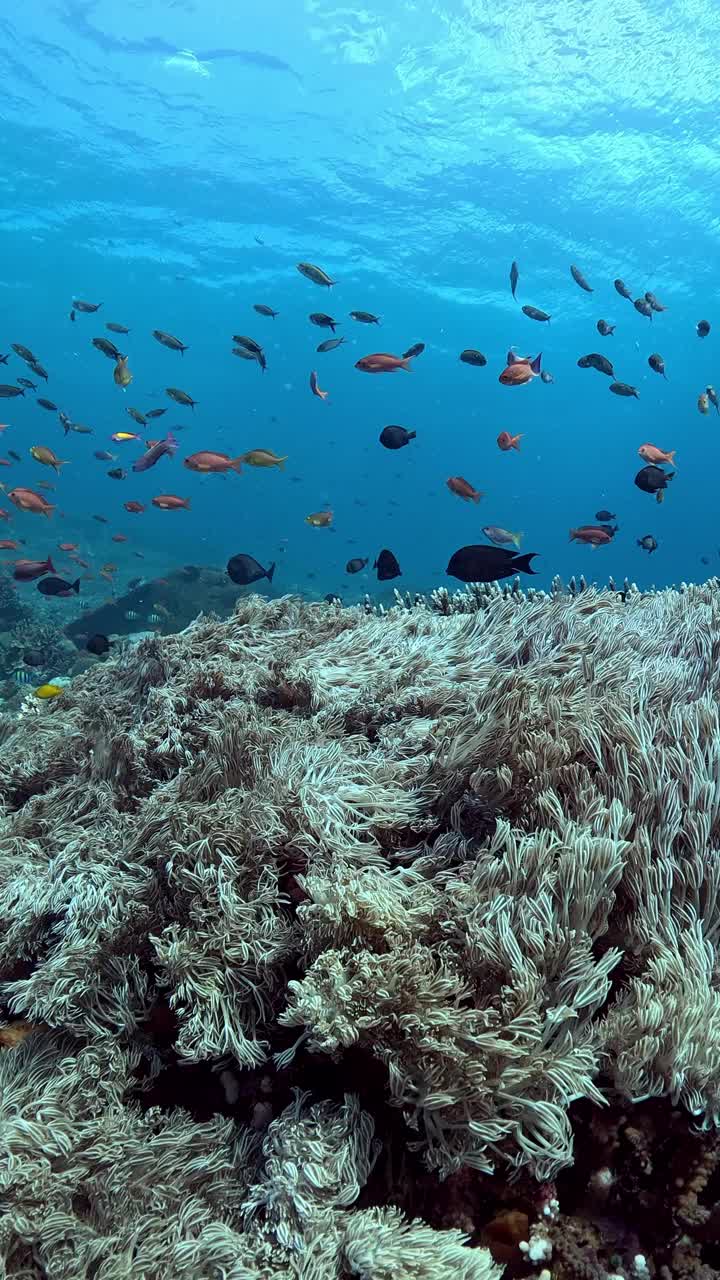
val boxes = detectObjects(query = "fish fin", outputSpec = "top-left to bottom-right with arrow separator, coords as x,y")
568,531 -> 577,542
512,435 -> 523,450
230,458 -> 243,473
183,498 -> 192,509
511,533 -> 523,547
511,552 -> 538,575
471,492 -> 485,503
407,431 -> 417,440
667,451 -> 676,464
72,579 -> 80,593
47,557 -> 56,573
43,507 -> 55,518
530,352 -> 542,374
276,458 -> 287,470
401,358 -> 414,371
657,490 -> 664,503
266,561 -> 276,583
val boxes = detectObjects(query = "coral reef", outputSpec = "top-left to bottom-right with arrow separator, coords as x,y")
2,581 -> 720,1275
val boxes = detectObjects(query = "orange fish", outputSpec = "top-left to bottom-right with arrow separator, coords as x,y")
309,370 -> 328,400
58,542 -> 78,551
183,451 -> 243,473
569,525 -> 616,547
447,476 -> 484,503
638,442 -> 676,466
355,352 -> 413,373
306,509 -> 333,527
124,501 -> 145,513
7,487 -> 54,516
0,539 -> 20,549
112,533 -> 128,542
152,494 -> 191,510
0,424 -> 9,432
0,459 -> 11,467
499,352 -> 542,386
497,431 -> 523,452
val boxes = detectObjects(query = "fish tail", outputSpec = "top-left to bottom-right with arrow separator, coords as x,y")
182,498 -> 192,509
230,458 -> 243,473
530,352 -> 542,374
471,492 -> 484,503
72,579 -> 80,594
407,431 -> 417,440
43,507 -> 54,517
511,532 -> 523,547
512,435 -> 523,450
568,530 -> 577,542
47,557 -> 56,573
266,561 -> 276,583
656,491 -> 664,503
667,451 -> 676,464
512,552 -> 538,574
401,358 -> 414,371
276,458 -> 287,470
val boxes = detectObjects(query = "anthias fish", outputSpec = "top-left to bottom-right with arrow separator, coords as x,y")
499,353 -> 542,386
355,352 -> 413,373
183,451 -> 243,474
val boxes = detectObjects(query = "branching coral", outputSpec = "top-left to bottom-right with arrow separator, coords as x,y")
2,582 -> 720,1270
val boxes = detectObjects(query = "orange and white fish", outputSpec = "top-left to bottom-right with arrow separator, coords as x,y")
497,431 -> 523,451
355,352 -> 413,373
447,476 -> 484,503
309,370 -> 328,400
498,352 -> 542,386
638,443 -> 676,466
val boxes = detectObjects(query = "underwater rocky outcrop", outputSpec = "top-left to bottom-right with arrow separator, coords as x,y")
2,581 -> 720,1277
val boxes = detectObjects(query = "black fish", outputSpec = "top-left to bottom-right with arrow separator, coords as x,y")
92,337 -> 124,360
633,298 -> 652,320
107,468 -> 127,480
317,338 -> 346,352
69,309 -> 75,323
446,544 -> 538,583
648,353 -> 667,379
349,311 -> 380,324
12,343 -> 36,362
0,354 -> 8,364
374,549 -> 401,581
614,279 -> 633,300
459,349 -> 487,366
297,263 -> 335,288
0,385 -> 24,398
153,330 -> 188,355
36,398 -> 58,411
72,299 -> 102,313
522,305 -> 551,323
227,553 -> 275,585
87,633 -> 112,655
637,535 -> 657,554
253,304 -> 278,318
324,593 -> 342,604
402,342 -> 425,360
37,576 -> 80,596
570,264 -> 593,292
94,450 -> 115,461
610,381 -> 639,398
165,388 -> 197,409
346,557 -> 368,573
106,322 -> 130,334
145,408 -> 167,419
93,514 -> 108,523
540,371 -> 554,384
232,335 -> 263,355
578,353 -> 614,377
309,312 -> 338,331
596,320 -> 615,336
510,260 -> 519,299
634,465 -> 673,503
28,362 -> 48,381
16,377 -> 36,389
22,648 -> 45,667
595,510 -> 616,522
127,408 -> 147,426
8,451 -> 20,462
379,425 -> 416,450
645,292 -> 667,313
697,320 -> 711,338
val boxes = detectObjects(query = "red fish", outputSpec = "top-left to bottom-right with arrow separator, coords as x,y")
183,451 -> 243,473
124,501 -> 146,513
447,476 -> 484,503
638,443 -> 676,466
310,370 -> 328,400
0,459 -> 12,467
355,352 -> 413,373
152,494 -> 191,510
497,431 -> 523,451
499,353 -> 542,386
13,555 -> 55,581
7,488 -> 55,516
569,525 -> 616,547
112,533 -> 128,542
0,539 -> 20,549
58,542 -> 79,551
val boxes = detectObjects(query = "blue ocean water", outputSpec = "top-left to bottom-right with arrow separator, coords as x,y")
0,1 -> 717,606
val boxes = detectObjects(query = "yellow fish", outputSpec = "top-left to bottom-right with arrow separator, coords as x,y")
698,393 -> 709,415
34,683 -> 63,699
305,509 -> 333,528
30,445 -> 68,473
113,355 -> 133,389
240,449 -> 288,469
